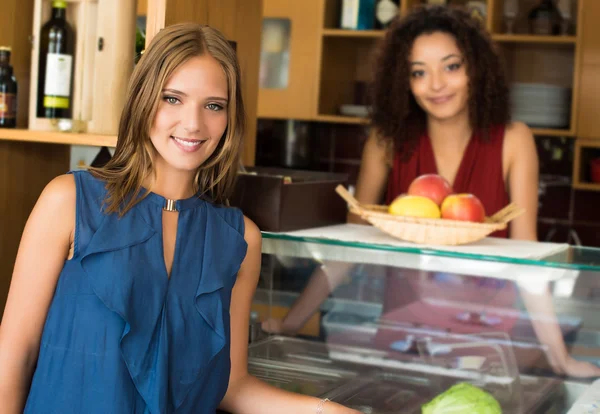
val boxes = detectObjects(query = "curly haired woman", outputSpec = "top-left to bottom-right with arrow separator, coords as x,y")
360,5 -> 536,235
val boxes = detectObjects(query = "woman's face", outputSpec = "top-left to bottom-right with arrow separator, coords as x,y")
149,54 -> 229,174
409,32 -> 469,122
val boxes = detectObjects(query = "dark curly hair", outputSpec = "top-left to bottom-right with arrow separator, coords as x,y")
369,5 -> 510,159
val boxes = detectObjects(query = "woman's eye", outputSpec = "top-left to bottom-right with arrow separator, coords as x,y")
447,63 -> 462,71
163,96 -> 180,105
411,70 -> 425,78
207,103 -> 223,111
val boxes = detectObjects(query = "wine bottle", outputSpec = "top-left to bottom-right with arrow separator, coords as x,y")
0,46 -> 18,128
37,0 -> 75,119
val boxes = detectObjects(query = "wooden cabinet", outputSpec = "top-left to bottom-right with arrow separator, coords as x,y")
572,0 -> 600,189
576,64 -> 600,139
575,0 -> 600,140
0,0 -> 262,316
257,0 -> 322,120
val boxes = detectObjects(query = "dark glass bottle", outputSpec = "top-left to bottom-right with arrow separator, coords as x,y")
375,0 -> 400,30
528,0 -> 562,35
37,0 -> 75,119
0,46 -> 18,128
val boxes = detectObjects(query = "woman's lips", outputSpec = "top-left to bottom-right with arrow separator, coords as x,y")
171,136 -> 206,153
428,95 -> 454,104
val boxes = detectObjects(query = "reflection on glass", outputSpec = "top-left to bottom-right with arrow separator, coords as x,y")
250,235 -> 600,411
259,18 -> 291,89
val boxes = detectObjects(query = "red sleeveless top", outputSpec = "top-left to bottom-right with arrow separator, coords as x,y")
386,125 -> 510,238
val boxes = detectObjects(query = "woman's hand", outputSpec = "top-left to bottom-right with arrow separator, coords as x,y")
551,355 -> 600,378
261,318 -> 285,335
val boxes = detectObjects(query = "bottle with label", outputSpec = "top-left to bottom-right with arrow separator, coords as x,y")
37,0 -> 75,119
340,0 -> 376,31
375,0 -> 400,30
0,46 -> 18,128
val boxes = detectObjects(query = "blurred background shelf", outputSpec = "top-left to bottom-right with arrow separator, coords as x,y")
315,115 -> 369,125
0,128 -> 117,147
492,34 -> 578,44
322,28 -> 384,38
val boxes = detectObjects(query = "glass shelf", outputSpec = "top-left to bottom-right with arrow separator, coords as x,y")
261,227 -> 600,283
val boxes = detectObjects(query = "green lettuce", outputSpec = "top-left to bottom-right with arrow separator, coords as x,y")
422,382 -> 502,414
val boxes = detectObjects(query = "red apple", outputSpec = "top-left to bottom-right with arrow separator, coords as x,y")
440,193 -> 486,223
408,174 -> 454,206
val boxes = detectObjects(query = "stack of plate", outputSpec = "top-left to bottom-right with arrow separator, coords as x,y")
510,83 -> 571,129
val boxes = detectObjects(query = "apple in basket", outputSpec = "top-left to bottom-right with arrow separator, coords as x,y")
441,193 -> 486,223
407,174 -> 454,206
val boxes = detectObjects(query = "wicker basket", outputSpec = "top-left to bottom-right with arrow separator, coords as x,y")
335,185 -> 525,246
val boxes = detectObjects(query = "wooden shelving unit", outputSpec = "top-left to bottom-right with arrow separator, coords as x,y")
0,128 -> 117,147
311,0 -> 586,140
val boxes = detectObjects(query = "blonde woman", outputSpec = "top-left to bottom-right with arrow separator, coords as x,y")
0,24 -> 360,414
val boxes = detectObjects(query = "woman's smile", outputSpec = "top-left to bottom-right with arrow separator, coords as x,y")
170,135 -> 208,153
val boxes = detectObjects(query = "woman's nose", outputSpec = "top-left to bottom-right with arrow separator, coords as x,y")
429,72 -> 446,91
182,106 -> 205,135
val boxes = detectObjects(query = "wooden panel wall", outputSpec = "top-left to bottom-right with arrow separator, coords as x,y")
0,0 -> 70,316
577,0 -> 600,138
0,143 -> 70,316
206,0 -> 262,167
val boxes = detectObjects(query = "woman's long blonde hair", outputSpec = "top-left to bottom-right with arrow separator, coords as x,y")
90,23 -> 245,215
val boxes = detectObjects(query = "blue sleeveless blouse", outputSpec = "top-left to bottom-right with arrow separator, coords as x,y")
24,170 -> 248,414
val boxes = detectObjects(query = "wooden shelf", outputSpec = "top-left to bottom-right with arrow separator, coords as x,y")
531,128 -> 576,137
573,182 -> 600,191
0,128 -> 117,147
492,34 -> 577,44
322,29 -> 384,38
315,115 -> 369,125
576,138 -> 600,149
312,118 -> 574,136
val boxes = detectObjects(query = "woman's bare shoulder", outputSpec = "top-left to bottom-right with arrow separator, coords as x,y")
505,121 -> 534,142
34,174 -> 77,236
504,121 -> 536,155
41,174 -> 77,204
242,215 -> 262,249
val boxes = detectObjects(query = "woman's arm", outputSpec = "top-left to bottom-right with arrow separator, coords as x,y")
0,175 -> 75,412
505,123 -> 600,377
504,121 -> 539,241
349,131 -> 391,224
219,217 -> 360,414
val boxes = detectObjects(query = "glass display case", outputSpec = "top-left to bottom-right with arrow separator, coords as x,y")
249,224 -> 600,413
